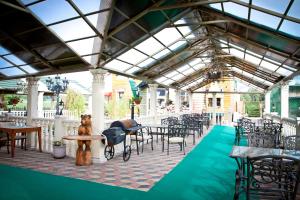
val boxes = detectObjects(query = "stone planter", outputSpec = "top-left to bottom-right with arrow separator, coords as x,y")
52,144 -> 66,159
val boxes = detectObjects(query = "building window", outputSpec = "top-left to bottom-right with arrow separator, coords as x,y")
208,98 -> 212,107
118,91 -> 124,100
217,98 -> 221,107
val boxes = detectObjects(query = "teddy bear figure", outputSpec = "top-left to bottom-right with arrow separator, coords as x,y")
76,114 -> 92,165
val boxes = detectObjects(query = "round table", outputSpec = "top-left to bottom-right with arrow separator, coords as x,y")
63,135 -> 104,166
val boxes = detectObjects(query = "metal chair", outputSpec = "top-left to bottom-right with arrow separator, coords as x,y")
235,155 -> 300,200
284,135 -> 300,150
166,124 -> 188,155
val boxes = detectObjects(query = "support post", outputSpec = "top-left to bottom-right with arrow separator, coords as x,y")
175,89 -> 181,113
264,91 -> 271,115
38,92 -> 44,117
148,84 -> 158,116
212,92 -> 217,125
281,83 -> 289,118
188,91 -> 193,113
26,77 -> 39,149
90,68 -> 107,163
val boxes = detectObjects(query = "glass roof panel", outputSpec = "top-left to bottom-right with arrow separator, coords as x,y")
67,37 -> 95,55
245,53 -> 261,65
175,19 -> 192,35
229,43 -> 244,51
162,79 -> 174,85
230,48 -> 244,59
276,67 -> 293,76
29,0 -> 79,24
138,58 -> 156,68
104,59 -> 131,71
154,28 -> 182,46
232,67 -> 243,74
169,41 -> 187,51
173,74 -> 184,80
279,20 -> 300,38
287,0 -> 300,19
264,80 -> 273,86
182,68 -> 195,75
193,63 -> 206,70
155,76 -> 167,83
153,48 -> 171,59
0,46 -> 9,55
20,65 -> 38,74
21,0 -> 39,4
0,58 -> 12,68
189,58 -> 202,66
49,18 -> 95,41
135,37 -> 164,56
117,49 -> 148,64
223,2 -> 249,19
246,50 -> 263,58
252,0 -> 289,13
283,64 -> 297,72
243,71 -> 253,78
250,9 -> 281,29
4,55 -> 25,65
0,67 -> 26,76
82,55 -> 92,63
87,14 -> 99,28
260,60 -> 278,71
209,3 -> 222,11
178,64 -> 190,72
126,67 -> 140,74
252,76 -> 265,83
73,0 -> 102,14
165,71 -> 178,78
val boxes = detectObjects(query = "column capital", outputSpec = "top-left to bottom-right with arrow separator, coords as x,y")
90,68 -> 107,84
148,83 -> 158,90
26,77 -> 39,87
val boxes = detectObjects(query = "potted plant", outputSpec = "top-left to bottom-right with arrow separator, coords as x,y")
52,140 -> 66,159
132,96 -> 142,105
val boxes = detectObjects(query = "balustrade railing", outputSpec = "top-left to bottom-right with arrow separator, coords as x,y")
1,112 -> 192,157
264,113 -> 298,137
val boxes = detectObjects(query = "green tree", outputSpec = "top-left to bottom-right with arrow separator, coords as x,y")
65,89 -> 86,117
241,89 -> 263,117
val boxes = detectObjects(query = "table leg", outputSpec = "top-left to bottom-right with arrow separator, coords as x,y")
11,132 -> 16,157
37,128 -> 42,152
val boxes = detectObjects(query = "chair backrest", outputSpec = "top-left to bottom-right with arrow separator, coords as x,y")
247,155 -> 300,200
161,118 -> 169,125
168,124 -> 188,138
284,135 -> 300,150
167,117 -> 179,125
248,128 -> 278,148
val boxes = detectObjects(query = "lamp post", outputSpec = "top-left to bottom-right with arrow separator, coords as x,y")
46,75 -> 69,115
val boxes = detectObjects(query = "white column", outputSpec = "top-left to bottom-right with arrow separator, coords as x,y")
188,92 -> 193,113
26,77 -> 39,148
26,77 -> 39,123
265,91 -> 271,114
38,92 -> 44,117
212,93 -> 217,125
148,84 -> 158,116
175,89 -> 181,113
90,68 -> 107,163
281,83 -> 289,118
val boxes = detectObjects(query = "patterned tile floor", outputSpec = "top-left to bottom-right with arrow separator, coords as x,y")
0,127 -> 210,191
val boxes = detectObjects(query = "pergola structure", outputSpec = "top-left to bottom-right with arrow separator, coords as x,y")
0,0 -> 299,89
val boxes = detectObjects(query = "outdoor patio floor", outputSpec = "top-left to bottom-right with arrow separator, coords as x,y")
0,127 -> 209,192
1,126 -> 299,200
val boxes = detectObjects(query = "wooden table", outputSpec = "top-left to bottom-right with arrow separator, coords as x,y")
63,135 -> 104,166
0,125 -> 42,157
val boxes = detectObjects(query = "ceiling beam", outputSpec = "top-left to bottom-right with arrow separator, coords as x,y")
149,0 -> 228,12
168,19 -> 231,27
137,38 -> 209,76
208,26 -> 300,63
0,29 -> 57,70
107,0 -> 166,38
0,0 -> 29,13
200,7 -> 300,45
